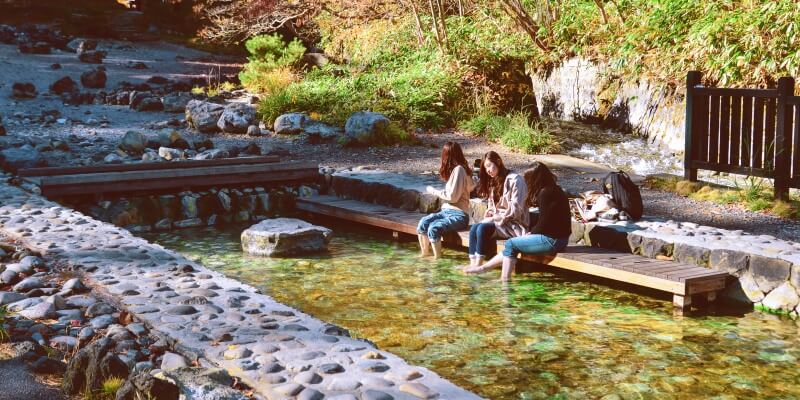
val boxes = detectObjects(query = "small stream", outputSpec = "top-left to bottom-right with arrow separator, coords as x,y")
145,224 -> 800,400
570,137 -> 683,177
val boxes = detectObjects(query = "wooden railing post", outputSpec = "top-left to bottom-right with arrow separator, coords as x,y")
774,77 -> 794,200
684,71 -> 702,181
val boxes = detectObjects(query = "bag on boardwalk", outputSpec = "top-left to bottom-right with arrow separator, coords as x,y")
601,171 -> 643,220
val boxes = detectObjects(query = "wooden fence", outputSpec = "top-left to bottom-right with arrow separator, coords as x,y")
684,70 -> 800,199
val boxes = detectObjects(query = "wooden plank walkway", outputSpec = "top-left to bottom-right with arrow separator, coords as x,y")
26,159 -> 318,198
18,155 -> 280,177
297,195 -> 729,313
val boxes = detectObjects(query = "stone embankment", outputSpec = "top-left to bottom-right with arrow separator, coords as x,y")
0,174 -> 480,400
530,57 -> 685,152
323,168 -> 800,317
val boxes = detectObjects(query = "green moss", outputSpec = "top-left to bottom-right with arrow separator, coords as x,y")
460,111 -> 559,154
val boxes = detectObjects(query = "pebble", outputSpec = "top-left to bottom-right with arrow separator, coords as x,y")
161,352 -> 189,371
78,327 -> 95,341
13,277 -> 45,292
90,314 -> 115,329
399,382 -> 438,399
49,336 -> 78,352
0,291 -> 27,306
361,390 -> 394,400
294,371 -> 322,384
85,302 -> 115,317
18,301 -> 56,319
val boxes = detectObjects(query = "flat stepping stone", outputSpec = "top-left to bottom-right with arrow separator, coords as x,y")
241,218 -> 332,256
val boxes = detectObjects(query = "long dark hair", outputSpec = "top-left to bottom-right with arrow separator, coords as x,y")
476,151 -> 509,203
439,141 -> 471,181
524,162 -> 557,207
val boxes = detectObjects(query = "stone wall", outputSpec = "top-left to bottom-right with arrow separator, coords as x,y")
322,168 -> 800,317
529,58 -> 686,152
65,184 -> 318,233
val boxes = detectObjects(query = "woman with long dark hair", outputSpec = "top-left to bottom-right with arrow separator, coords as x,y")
464,162 -> 571,281
462,151 -> 529,268
417,141 -> 474,259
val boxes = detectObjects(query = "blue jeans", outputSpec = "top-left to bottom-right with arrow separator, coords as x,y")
502,234 -> 569,258
468,222 -> 497,257
417,209 -> 469,242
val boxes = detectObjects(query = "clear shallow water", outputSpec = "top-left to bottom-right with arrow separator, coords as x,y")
145,225 -> 800,400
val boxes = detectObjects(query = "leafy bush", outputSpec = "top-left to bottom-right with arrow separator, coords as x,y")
460,111 -> 559,154
0,306 -> 8,342
240,34 -> 305,94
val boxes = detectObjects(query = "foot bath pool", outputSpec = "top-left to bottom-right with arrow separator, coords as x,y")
144,224 -> 800,399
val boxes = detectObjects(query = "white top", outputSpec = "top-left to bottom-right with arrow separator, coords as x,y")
430,165 -> 474,214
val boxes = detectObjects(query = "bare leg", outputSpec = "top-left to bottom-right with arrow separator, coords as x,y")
417,234 -> 431,257
463,254 -> 503,274
475,255 -> 485,267
432,240 -> 443,259
500,256 -> 517,282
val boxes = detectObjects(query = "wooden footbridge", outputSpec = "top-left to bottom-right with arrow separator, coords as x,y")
297,195 -> 729,314
18,156 -> 318,198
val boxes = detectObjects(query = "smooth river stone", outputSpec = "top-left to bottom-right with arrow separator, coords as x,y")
240,218 -> 332,256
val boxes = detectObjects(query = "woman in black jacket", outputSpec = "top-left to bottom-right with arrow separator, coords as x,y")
463,162 -> 571,281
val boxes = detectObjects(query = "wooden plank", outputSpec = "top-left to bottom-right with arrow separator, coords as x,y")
709,95 -> 720,163
42,169 -> 318,197
18,156 -> 281,177
694,87 -> 778,98
40,161 -> 317,186
741,96 -> 753,167
765,97 -> 777,170
719,95 -> 731,165
689,161 -> 772,179
297,197 -> 419,235
658,266 -> 717,280
523,254 -> 686,295
794,104 -> 800,180
686,277 -> 727,295
730,95 -> 742,166
697,93 -> 710,162
753,97 -> 766,168
669,269 -> 727,281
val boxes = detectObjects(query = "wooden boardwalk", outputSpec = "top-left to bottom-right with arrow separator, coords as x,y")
20,157 -> 318,198
297,195 -> 729,313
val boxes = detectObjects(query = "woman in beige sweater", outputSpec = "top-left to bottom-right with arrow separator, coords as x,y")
417,141 -> 474,259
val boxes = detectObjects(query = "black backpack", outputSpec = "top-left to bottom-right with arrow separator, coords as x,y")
602,171 -> 643,220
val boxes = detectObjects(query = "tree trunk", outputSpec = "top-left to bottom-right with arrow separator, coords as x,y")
428,0 -> 443,51
593,0 -> 610,24
499,0 -> 549,52
408,0 -> 425,45
435,0 -> 448,48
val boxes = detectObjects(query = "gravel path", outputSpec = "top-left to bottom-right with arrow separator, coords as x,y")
1,35 -> 798,244
0,357 -> 65,400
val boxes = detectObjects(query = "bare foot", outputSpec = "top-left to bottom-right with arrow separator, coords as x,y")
462,266 -> 483,275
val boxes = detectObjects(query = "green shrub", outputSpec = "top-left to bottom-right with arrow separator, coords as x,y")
240,34 -> 305,94
100,377 -> 125,399
0,306 -> 8,342
460,111 -> 559,154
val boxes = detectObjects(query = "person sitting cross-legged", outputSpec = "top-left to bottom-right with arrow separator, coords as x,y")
463,162 -> 571,281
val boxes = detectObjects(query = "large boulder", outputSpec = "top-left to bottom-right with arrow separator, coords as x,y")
81,67 -> 107,88
185,100 -> 224,133
304,120 -> 343,143
0,147 -> 46,172
241,218 -> 332,256
161,92 -> 192,113
50,76 -> 78,94
344,111 -> 390,145
119,131 -> 148,155
216,103 -> 256,134
12,82 -> 37,99
273,113 -> 309,135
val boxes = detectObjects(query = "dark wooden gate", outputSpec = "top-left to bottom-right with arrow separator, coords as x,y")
684,71 -> 800,199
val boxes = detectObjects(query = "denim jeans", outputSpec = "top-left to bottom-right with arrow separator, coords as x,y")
417,209 -> 469,242
502,234 -> 569,258
468,222 -> 497,257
